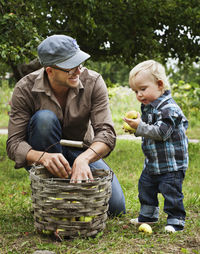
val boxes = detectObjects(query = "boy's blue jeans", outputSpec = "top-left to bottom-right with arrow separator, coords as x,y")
27,110 -> 126,216
138,170 -> 186,227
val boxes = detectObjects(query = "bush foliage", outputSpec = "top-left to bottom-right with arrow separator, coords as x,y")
171,80 -> 200,118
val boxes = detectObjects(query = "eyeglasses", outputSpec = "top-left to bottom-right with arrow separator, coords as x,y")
52,64 -> 83,75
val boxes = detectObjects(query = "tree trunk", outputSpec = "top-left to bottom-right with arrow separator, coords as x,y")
11,58 -> 42,82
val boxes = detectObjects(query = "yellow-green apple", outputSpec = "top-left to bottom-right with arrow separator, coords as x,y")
123,122 -> 136,134
123,110 -> 138,133
84,216 -> 93,222
42,229 -> 52,235
138,223 -> 152,234
79,216 -> 93,222
125,110 -> 138,119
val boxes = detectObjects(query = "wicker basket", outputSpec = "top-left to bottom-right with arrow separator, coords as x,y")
29,165 -> 112,239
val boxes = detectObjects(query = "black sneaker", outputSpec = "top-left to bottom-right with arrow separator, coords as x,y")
130,217 -> 158,225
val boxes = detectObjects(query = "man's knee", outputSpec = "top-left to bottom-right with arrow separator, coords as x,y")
31,109 -> 58,127
29,110 -> 61,136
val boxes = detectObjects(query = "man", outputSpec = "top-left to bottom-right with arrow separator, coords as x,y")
6,34 -> 126,216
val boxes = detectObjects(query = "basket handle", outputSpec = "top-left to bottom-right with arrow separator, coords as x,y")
33,140 -> 114,182
60,139 -> 84,148
60,139 -> 114,181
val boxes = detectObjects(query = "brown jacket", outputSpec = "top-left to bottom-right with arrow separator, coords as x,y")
7,67 -> 116,168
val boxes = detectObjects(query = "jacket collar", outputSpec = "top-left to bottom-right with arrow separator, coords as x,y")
142,90 -> 172,111
32,68 -> 84,96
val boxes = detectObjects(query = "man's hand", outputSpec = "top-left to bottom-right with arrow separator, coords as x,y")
69,141 -> 109,183
26,150 -> 71,179
70,157 -> 93,183
39,152 -> 72,179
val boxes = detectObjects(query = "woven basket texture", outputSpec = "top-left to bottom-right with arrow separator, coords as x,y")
30,165 -> 112,238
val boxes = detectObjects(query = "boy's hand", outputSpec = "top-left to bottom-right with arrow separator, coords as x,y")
123,112 -> 141,131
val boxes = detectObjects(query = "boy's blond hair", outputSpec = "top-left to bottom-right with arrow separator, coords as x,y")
129,60 -> 170,90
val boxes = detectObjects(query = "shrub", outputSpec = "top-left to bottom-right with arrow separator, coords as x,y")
171,80 -> 200,118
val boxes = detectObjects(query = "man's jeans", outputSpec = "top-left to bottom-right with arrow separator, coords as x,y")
27,110 -> 126,216
138,170 -> 186,227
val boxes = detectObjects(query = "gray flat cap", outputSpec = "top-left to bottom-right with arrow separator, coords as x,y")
38,35 -> 90,69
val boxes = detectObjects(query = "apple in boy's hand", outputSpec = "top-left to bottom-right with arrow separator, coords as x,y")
123,110 -> 138,133
123,122 -> 136,134
125,110 -> 138,119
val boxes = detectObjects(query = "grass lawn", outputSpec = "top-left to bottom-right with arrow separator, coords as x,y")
0,135 -> 199,254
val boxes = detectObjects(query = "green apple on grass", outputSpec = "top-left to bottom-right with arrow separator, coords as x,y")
138,223 -> 152,234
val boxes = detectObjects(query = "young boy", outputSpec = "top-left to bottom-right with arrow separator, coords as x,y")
124,60 -> 189,233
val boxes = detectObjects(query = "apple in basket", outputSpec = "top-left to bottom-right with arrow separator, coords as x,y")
49,197 -> 63,201
42,229 -> 52,235
79,216 -> 93,222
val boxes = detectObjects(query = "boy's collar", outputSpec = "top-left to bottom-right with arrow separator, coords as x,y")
142,90 -> 171,109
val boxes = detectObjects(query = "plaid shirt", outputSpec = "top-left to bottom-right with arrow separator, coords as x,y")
135,90 -> 189,175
